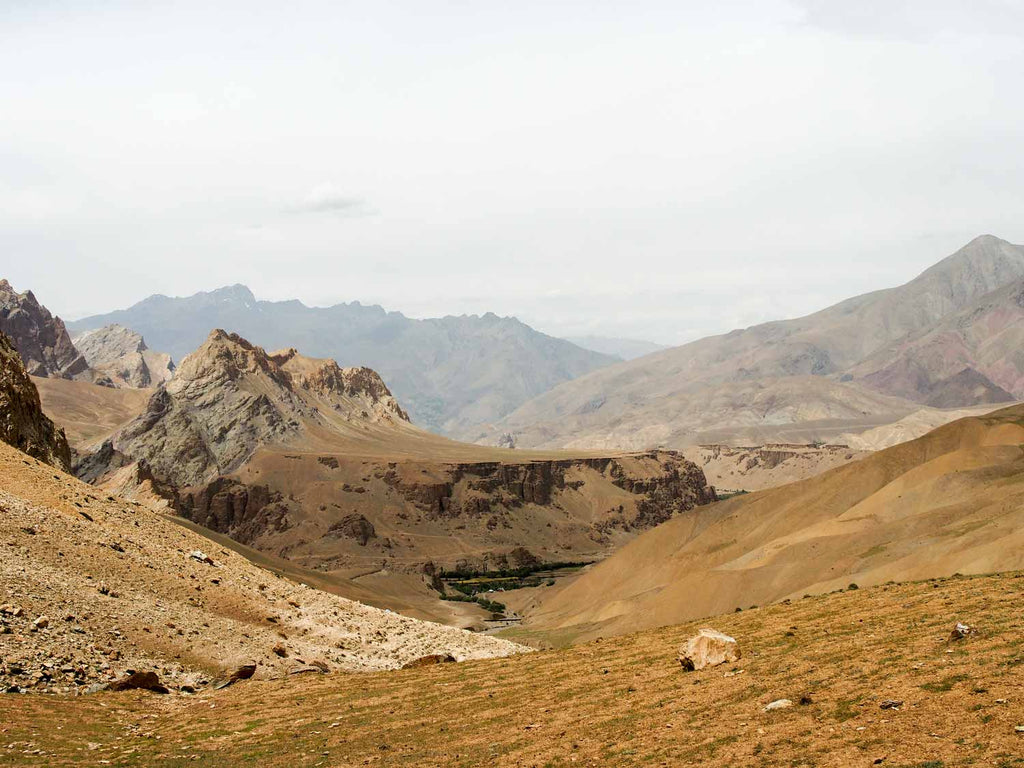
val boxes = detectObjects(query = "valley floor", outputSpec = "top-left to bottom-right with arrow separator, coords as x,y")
3,572 -> 1024,766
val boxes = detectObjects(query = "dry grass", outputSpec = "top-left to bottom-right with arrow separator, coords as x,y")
3,572 -> 1024,766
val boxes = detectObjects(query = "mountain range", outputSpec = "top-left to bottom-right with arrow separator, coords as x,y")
476,235 -> 1024,449
68,286 -> 616,434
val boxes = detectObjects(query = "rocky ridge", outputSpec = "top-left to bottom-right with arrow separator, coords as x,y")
0,330 -> 71,471
0,279 -> 88,380
108,330 -> 409,487
175,450 -> 716,574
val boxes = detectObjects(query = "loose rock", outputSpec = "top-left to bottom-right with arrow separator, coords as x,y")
949,622 -> 973,641
214,663 -> 257,690
678,628 -> 740,672
763,699 -> 794,711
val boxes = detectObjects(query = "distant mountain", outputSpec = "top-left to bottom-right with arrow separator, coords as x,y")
72,324 -> 175,389
68,287 -> 616,434
563,335 -> 667,361
849,277 -> 1024,405
481,235 -> 1024,449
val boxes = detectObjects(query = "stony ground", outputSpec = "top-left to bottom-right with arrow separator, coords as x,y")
0,441 -> 525,698
2,571 -> 1023,766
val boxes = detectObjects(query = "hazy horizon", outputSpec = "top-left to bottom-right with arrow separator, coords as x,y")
4,1 -> 1024,346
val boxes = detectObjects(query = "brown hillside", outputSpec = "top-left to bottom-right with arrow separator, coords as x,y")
527,403 -> 1024,641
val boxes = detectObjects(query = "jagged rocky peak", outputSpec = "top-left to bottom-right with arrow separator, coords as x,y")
0,278 -> 88,379
173,328 -> 292,388
72,324 -> 175,389
272,347 -> 409,422
106,329 -> 411,487
0,330 -> 71,470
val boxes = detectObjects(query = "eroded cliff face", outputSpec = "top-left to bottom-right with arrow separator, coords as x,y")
175,478 -> 293,545
0,330 -> 72,471
168,450 -> 716,574
379,452 -> 714,526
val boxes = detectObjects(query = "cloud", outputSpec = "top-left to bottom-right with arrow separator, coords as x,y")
287,183 -> 369,215
790,0 -> 1024,40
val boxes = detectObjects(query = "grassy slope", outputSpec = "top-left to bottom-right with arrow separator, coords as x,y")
2,572 -> 1024,766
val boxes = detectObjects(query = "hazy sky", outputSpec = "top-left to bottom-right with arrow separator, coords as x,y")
3,1 -> 1024,345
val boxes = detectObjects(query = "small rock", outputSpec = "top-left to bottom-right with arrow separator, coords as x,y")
272,645 -> 288,658
32,615 -> 48,629
288,665 -> 326,676
880,700 -> 903,710
188,550 -> 214,565
1015,725 -> 1024,734
214,664 -> 256,690
949,622 -> 973,641
763,699 -> 793,711
108,671 -> 169,694
678,628 -> 741,672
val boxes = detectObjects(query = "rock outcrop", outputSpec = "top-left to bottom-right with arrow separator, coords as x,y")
0,330 -> 71,470
72,324 -> 175,388
108,330 -> 410,486
677,628 -> 741,671
0,279 -> 88,379
381,452 -> 715,527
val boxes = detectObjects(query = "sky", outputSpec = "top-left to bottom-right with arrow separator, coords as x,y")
3,0 -> 1024,346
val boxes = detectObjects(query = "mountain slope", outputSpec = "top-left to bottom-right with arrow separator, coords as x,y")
563,335 -> 667,360
68,286 -> 616,434
110,329 -> 409,487
485,235 -> 1024,449
850,277 -> 1024,403
0,330 -> 71,470
526,403 -> 1024,641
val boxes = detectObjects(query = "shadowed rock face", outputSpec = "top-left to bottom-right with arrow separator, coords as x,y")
72,324 -> 175,388
175,478 -> 292,545
380,453 -> 715,525
0,330 -> 71,470
0,279 -> 88,379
